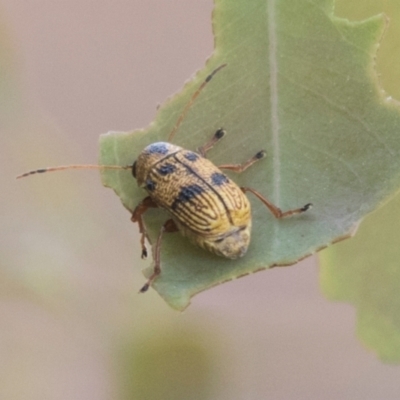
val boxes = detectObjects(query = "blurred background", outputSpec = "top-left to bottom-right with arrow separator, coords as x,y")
2,1 -> 400,399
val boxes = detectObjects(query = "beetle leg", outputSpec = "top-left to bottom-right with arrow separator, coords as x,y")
131,196 -> 158,259
218,150 -> 266,173
197,128 -> 226,157
139,219 -> 178,293
241,187 -> 312,218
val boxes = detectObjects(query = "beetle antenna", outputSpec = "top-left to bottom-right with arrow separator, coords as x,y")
16,164 -> 131,179
168,63 -> 227,142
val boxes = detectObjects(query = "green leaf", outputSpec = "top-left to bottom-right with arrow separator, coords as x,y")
100,0 -> 400,310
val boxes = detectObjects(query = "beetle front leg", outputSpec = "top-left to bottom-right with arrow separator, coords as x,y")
139,219 -> 178,293
131,196 -> 158,259
241,187 -> 312,218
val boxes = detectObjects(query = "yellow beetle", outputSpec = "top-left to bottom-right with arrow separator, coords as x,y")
132,136 -> 254,260
17,64 -> 311,293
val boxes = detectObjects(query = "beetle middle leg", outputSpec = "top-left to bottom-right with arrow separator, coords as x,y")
218,150 -> 266,173
131,196 -> 158,259
139,219 -> 178,293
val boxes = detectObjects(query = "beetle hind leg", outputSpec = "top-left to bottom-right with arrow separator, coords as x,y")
139,219 -> 179,293
241,187 -> 312,218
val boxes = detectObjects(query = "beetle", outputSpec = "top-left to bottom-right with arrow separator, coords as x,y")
17,64 -> 312,293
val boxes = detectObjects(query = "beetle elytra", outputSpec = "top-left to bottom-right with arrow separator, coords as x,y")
17,64 -> 312,293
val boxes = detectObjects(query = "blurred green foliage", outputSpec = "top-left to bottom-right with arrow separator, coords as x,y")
117,328 -> 219,400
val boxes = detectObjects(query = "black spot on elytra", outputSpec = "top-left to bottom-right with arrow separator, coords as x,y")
184,152 -> 199,162
145,179 -> 156,191
147,143 -> 169,155
211,172 -> 229,186
157,163 -> 176,176
172,184 -> 204,210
